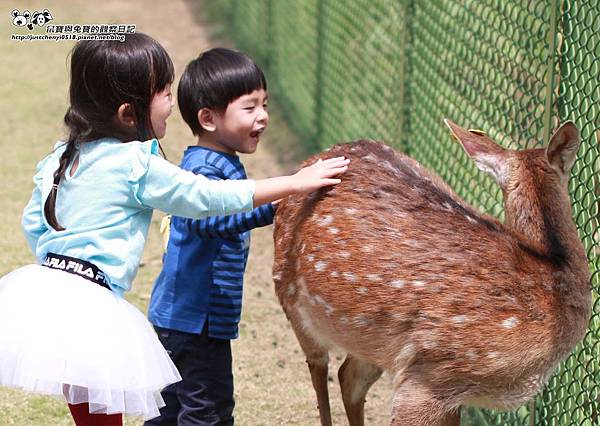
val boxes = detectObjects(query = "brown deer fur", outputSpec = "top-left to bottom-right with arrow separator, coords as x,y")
272,120 -> 591,426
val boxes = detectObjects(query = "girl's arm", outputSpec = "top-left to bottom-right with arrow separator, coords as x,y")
22,156 -> 51,254
22,184 -> 47,254
136,148 -> 349,220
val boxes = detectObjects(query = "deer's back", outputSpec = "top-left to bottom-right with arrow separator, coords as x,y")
273,140 -> 565,397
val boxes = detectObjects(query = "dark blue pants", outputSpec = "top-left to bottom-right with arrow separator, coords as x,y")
144,325 -> 234,426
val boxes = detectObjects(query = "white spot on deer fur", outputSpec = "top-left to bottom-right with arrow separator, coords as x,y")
366,274 -> 382,282
392,312 -> 406,321
466,349 -> 478,360
487,351 -> 500,359
442,202 -> 453,211
466,215 -> 477,224
344,207 -> 358,215
273,272 -> 282,281
412,280 -> 426,287
316,215 -> 333,226
343,272 -> 358,282
452,315 -> 467,324
330,271 -> 339,278
422,340 -> 437,350
339,251 -> 351,258
501,317 -> 519,329
315,261 -> 327,272
313,294 -> 325,305
300,243 -> 306,254
287,283 -> 296,296
364,154 -> 377,162
354,315 -> 372,327
362,245 -> 374,253
307,254 -> 314,262
389,279 -> 405,289
312,295 -> 334,316
328,227 -> 340,235
357,287 -> 368,295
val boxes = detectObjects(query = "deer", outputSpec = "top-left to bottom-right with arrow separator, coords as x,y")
272,119 -> 591,426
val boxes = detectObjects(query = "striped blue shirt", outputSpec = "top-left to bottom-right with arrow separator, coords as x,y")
148,146 -> 275,339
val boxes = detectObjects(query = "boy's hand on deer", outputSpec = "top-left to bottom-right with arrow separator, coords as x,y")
292,156 -> 350,193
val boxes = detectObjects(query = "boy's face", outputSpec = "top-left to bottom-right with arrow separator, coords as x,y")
212,89 -> 269,155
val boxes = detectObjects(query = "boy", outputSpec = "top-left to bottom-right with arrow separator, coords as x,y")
145,48 -> 275,426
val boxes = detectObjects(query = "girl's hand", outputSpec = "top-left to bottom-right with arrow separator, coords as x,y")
252,157 -> 349,207
292,157 -> 350,194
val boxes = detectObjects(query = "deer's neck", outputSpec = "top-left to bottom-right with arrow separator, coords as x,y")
505,188 -> 591,335
505,190 -> 588,273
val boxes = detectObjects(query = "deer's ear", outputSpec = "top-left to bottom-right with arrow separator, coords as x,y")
444,119 -> 509,187
547,121 -> 580,175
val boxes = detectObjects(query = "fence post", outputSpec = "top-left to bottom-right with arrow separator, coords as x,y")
541,0 -> 560,145
401,0 -> 415,157
314,0 -> 325,148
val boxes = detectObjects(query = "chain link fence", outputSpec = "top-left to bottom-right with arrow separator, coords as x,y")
206,0 -> 599,424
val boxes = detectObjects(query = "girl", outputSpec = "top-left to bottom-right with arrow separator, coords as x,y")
0,33 -> 348,426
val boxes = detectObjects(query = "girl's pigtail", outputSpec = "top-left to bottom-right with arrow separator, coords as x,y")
43,108 -> 91,231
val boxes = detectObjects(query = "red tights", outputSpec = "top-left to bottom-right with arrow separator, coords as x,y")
68,403 -> 122,426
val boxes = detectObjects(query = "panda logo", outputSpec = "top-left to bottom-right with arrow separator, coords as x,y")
11,9 -> 30,27
11,8 -> 53,31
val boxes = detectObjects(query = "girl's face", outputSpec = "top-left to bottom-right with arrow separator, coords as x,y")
150,84 -> 174,139
212,89 -> 269,155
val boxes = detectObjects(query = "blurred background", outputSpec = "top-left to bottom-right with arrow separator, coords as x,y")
1,0 -> 598,425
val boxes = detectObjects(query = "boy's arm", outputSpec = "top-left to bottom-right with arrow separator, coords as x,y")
184,165 -> 276,238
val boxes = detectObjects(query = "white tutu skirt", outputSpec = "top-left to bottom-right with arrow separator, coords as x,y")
0,265 -> 181,419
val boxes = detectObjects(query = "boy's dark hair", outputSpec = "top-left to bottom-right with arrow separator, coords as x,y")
178,48 -> 267,135
45,33 -> 174,231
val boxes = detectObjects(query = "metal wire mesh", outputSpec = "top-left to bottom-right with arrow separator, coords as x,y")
216,0 -> 599,423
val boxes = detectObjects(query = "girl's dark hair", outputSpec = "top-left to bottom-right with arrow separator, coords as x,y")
178,47 -> 267,135
45,33 -> 174,231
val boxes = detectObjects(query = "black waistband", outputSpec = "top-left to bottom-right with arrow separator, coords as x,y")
42,252 -> 111,291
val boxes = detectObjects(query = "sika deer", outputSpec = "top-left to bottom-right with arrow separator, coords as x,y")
272,120 -> 591,426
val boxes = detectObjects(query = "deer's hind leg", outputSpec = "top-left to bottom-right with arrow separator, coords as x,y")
338,354 -> 383,426
390,378 -> 461,426
285,308 -> 333,426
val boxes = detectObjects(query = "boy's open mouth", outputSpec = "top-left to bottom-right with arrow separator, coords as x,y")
249,130 -> 262,138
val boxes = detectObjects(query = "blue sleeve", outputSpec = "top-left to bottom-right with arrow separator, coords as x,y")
129,140 -> 255,219
21,156 -> 50,254
183,165 -> 276,238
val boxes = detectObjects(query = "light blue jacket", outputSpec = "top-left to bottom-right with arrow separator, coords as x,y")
21,138 -> 255,297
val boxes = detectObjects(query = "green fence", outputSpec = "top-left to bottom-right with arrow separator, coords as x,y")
208,0 -> 599,424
